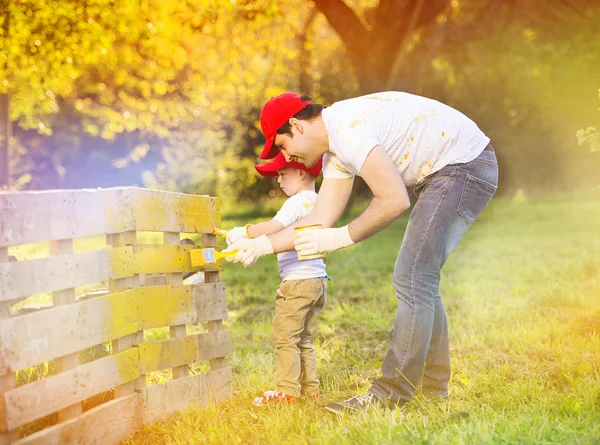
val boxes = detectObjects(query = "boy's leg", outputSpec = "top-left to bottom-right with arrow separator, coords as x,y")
299,278 -> 327,397
272,279 -> 326,397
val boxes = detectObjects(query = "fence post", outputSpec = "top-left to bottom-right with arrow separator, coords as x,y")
50,239 -> 83,422
107,231 -> 137,398
0,246 -> 18,445
201,233 -> 227,370
163,232 -> 189,380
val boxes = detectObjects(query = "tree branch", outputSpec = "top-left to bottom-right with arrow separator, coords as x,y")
310,0 -> 369,54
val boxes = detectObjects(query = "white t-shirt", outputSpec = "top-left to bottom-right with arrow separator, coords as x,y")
273,190 -> 326,281
321,91 -> 490,186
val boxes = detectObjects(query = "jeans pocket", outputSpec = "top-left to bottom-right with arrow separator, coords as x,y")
457,173 -> 497,226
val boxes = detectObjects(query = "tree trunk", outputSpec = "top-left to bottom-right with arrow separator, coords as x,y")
0,93 -> 10,188
311,0 -> 450,95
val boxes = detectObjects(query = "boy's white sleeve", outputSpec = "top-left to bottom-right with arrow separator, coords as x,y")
273,196 -> 303,228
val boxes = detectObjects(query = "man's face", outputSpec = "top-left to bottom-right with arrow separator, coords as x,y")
273,127 -> 319,168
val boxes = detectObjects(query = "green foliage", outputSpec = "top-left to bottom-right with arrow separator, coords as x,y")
577,127 -> 600,152
3,0 -> 600,196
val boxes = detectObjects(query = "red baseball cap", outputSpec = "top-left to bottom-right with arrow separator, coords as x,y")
255,152 -> 322,178
259,92 -> 311,159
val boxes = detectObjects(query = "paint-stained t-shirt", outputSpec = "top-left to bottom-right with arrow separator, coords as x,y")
321,91 -> 490,186
273,190 -> 326,281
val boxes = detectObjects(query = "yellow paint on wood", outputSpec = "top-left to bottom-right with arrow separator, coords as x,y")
102,188 -> 135,234
138,336 -> 198,374
137,285 -> 195,330
130,189 -> 219,233
114,347 -> 142,384
106,289 -> 139,341
109,246 -> 134,279
138,331 -> 230,375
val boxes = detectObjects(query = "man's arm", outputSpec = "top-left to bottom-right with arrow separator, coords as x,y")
267,176 -> 355,253
347,145 -> 410,242
247,220 -> 285,238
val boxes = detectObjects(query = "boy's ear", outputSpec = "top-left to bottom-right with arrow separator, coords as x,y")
298,169 -> 307,180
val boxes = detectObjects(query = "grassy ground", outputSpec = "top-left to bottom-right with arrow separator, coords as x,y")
122,193 -> 597,444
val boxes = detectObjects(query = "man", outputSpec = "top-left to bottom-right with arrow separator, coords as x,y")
225,91 -> 498,413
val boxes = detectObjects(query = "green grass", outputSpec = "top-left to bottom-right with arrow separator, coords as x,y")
122,194 -> 600,445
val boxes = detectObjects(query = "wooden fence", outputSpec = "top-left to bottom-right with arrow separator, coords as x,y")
0,187 -> 231,444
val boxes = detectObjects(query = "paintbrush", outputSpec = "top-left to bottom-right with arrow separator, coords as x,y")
213,228 -> 228,237
190,247 -> 238,267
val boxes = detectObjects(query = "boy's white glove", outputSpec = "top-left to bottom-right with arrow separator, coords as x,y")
226,226 -> 249,246
294,225 -> 355,256
223,235 -> 274,267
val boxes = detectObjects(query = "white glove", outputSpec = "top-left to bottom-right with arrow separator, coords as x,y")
294,225 -> 355,256
223,235 -> 274,267
226,225 -> 249,246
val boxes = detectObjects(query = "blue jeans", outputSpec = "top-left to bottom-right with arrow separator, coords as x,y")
371,144 -> 498,404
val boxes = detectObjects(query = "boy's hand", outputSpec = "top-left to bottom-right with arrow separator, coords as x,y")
223,235 -> 274,267
226,226 -> 249,246
294,226 -> 355,256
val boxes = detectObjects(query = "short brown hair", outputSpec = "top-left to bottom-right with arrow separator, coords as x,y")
276,95 -> 325,138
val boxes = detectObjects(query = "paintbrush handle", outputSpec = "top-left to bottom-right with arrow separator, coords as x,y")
214,249 -> 238,261
213,228 -> 228,237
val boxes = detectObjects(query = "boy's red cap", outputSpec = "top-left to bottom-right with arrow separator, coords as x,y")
259,92 -> 310,159
255,152 -> 322,178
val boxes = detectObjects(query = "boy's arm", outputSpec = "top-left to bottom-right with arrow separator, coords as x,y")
224,176 -> 354,265
247,219 -> 285,238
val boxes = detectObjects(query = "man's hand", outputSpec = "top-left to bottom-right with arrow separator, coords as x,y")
226,226 -> 249,246
294,226 -> 354,256
223,235 -> 274,267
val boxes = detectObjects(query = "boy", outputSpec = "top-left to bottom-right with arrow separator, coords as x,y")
227,152 -> 328,406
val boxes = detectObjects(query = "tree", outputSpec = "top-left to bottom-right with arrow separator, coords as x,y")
310,0 -> 600,94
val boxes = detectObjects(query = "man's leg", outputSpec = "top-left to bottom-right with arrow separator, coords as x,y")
327,145 -> 498,412
372,146 -> 498,404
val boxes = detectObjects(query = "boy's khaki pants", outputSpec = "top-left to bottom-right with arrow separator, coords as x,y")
272,277 -> 327,397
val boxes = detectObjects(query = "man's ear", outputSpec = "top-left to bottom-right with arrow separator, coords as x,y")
289,118 -> 304,134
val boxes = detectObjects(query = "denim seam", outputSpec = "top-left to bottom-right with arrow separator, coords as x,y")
398,167 -> 456,375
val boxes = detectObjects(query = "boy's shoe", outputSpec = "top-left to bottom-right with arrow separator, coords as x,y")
253,390 -> 296,407
325,390 -> 402,415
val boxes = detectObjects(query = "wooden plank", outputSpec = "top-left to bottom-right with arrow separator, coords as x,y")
130,189 -> 221,233
132,244 -> 222,274
192,283 -> 228,323
0,189 -> 106,248
140,367 -> 231,425
0,284 -> 226,375
0,289 -> 138,375
138,331 -> 230,375
202,233 -> 228,370
13,393 -> 140,445
0,188 -> 222,248
50,239 -> 83,422
0,248 -> 133,304
2,349 -> 139,431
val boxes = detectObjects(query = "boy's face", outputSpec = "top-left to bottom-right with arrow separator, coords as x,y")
276,167 -> 304,197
